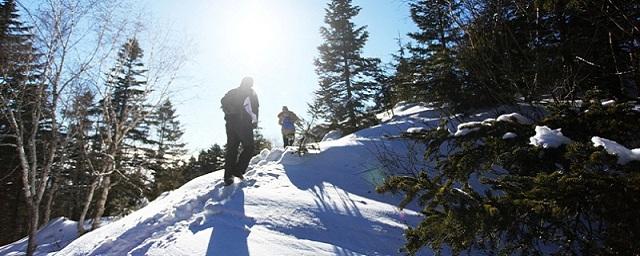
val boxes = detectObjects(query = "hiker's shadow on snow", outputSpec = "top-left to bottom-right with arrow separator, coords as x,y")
189,187 -> 255,256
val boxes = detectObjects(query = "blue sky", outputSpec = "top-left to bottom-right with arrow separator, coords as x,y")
142,0 -> 418,154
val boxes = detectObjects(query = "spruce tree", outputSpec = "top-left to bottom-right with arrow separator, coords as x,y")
105,38 -> 154,216
148,100 -> 186,163
312,0 -> 381,133
148,99 -> 187,198
252,125 -> 272,155
385,38 -> 421,106
183,144 -> 224,181
379,101 -> 640,255
0,0 -> 46,252
406,0 -> 465,110
85,38 -> 151,225
60,90 -> 96,220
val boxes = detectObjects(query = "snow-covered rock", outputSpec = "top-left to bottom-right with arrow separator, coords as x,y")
591,136 -> 640,165
529,126 -> 572,148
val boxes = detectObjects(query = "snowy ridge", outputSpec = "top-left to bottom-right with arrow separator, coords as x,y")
2,104 -> 557,255
48,104 -> 443,256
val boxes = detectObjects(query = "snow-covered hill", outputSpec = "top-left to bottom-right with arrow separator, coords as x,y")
3,103 -> 448,256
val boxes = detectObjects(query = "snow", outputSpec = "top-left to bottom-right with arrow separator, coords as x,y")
1,103 -> 561,255
0,217 -> 115,256
452,111 -> 533,137
376,102 -> 436,122
454,121 -> 482,137
502,132 -> 518,139
529,126 -> 572,148
0,102 -> 442,256
601,100 -> 616,106
320,130 -> 342,142
496,112 -> 533,125
591,136 -> 640,165
406,127 -> 428,133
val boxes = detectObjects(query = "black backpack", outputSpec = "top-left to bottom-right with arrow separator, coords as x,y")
221,88 -> 244,115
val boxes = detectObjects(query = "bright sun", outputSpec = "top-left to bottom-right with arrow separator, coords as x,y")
226,2 -> 284,70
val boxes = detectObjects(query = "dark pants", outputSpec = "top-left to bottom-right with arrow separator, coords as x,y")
224,118 -> 254,181
282,133 -> 295,147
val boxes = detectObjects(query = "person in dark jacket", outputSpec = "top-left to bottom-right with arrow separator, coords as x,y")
221,76 -> 259,186
277,106 -> 299,147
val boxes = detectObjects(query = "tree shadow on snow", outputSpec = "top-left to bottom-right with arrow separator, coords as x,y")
282,146 -> 423,255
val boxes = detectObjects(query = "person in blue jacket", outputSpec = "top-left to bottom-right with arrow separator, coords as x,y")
277,106 -> 299,147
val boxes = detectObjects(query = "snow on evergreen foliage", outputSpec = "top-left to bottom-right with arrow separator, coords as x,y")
592,136 -> 640,165
496,112 -> 533,125
529,125 -> 572,148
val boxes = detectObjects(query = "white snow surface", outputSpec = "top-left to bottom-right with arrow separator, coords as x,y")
529,126 -> 572,148
0,217 -> 115,256
1,104 -> 549,256
0,218 -> 77,256
376,102 -> 436,122
320,130 -> 342,142
591,136 -> 640,165
1,102 -> 447,256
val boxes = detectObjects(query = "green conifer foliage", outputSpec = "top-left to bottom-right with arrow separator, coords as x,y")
378,101 -> 640,255
96,38 -> 152,216
312,0 -> 381,133
148,99 -> 187,198
0,0 -> 44,247
406,0 -> 467,110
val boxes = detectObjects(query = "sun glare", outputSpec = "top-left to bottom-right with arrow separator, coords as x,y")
225,2 -> 285,71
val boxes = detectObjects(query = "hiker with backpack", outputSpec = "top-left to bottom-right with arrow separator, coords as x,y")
221,77 -> 259,186
277,106 -> 299,147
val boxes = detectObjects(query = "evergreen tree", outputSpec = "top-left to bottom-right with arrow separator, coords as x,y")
183,144 -> 224,181
379,100 -> 640,255
385,38 -> 417,105
148,99 -> 187,198
108,38 -> 152,171
252,125 -> 272,155
148,100 -> 186,163
0,0 -> 46,251
312,0 -> 381,134
84,38 -> 151,224
59,90 -> 96,221
103,38 -> 153,216
406,0 -> 466,110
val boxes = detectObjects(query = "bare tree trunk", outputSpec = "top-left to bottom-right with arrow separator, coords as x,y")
77,177 -> 100,235
25,200 -> 38,256
41,175 -> 60,227
92,175 -> 112,230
